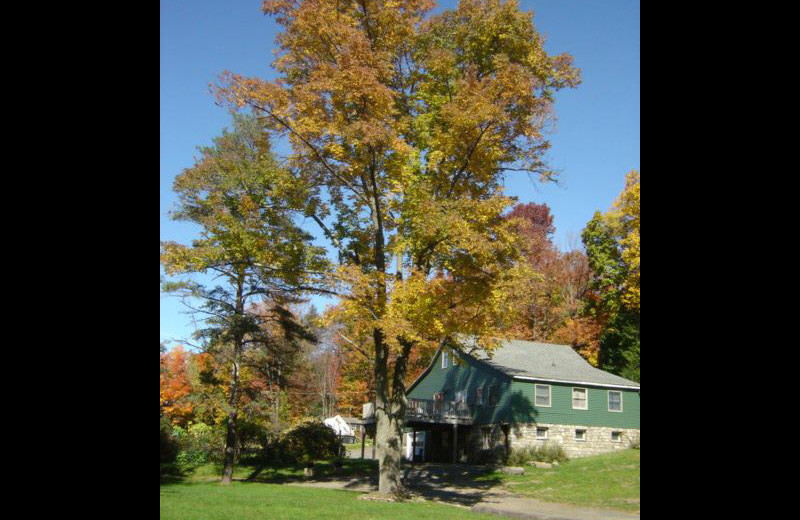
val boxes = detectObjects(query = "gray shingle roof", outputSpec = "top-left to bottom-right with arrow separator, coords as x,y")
458,338 -> 640,389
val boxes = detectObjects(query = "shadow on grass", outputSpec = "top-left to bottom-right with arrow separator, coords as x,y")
401,463 -> 506,507
162,458 -> 508,507
239,459 -> 379,488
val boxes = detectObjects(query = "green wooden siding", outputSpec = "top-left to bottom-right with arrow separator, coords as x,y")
506,381 -> 639,429
408,348 -> 511,421
407,348 -> 639,429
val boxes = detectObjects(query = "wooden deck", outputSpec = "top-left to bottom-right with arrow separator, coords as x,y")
362,399 -> 473,425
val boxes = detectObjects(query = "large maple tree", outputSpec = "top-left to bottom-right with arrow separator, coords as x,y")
216,0 -> 579,492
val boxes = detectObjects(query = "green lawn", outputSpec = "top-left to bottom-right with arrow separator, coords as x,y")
160,481 -> 513,520
161,450 -> 639,517
345,440 -> 374,451
477,449 -> 640,513
161,458 -> 378,484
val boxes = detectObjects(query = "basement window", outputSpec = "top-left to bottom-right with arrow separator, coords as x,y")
611,431 -> 622,442
575,429 -> 586,441
536,427 -> 548,439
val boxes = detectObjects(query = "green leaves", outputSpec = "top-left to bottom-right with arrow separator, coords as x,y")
161,114 -> 332,357
163,114 -> 330,288
579,171 -> 640,381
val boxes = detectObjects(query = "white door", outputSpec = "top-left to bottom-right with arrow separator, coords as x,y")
404,431 -> 426,460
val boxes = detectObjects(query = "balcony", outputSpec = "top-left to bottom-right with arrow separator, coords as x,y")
362,398 -> 473,425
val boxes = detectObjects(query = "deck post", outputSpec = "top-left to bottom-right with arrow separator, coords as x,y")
452,422 -> 458,463
371,428 -> 376,459
360,427 -> 366,459
503,424 -> 510,462
412,430 -> 417,462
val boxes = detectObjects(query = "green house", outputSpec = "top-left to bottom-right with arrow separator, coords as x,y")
373,339 -> 640,463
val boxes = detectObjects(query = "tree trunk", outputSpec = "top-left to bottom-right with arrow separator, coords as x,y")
221,348 -> 240,484
365,162 -> 408,494
376,398 -> 404,493
374,333 -> 413,494
221,272 -> 245,485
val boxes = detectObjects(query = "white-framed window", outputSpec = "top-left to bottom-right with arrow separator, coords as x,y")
476,387 -> 484,405
455,390 -> 466,403
608,390 -> 623,412
535,384 -> 551,407
572,388 -> 588,410
536,426 -> 548,439
611,431 -> 622,442
442,350 -> 449,368
575,429 -> 586,441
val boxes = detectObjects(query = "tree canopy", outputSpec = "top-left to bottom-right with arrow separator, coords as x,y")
214,0 -> 580,493
160,113 -> 329,483
580,170 -> 640,381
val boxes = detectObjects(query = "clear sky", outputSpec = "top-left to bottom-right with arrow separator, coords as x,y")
160,0 -> 640,346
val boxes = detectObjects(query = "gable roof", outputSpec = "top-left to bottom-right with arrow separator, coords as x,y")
459,338 -> 640,389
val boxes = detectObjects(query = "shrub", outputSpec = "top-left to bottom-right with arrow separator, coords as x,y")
505,446 -> 530,466
187,422 -> 224,462
176,449 -> 208,466
237,420 -> 270,453
471,445 -> 507,465
171,421 -> 226,467
160,416 -> 180,464
281,419 -> 342,463
506,443 -> 569,465
254,435 -> 294,465
532,442 -> 568,463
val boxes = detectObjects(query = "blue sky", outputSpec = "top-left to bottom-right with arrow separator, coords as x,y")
160,0 -> 640,345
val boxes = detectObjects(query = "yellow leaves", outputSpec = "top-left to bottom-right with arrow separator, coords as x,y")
207,1 -> 584,385
613,170 -> 640,311
325,141 -> 344,160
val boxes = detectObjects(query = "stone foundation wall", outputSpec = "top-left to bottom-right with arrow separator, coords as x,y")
509,423 -> 640,458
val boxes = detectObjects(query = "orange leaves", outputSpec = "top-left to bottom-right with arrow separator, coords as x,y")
209,1 -> 584,422
160,346 -> 195,427
551,316 -> 604,367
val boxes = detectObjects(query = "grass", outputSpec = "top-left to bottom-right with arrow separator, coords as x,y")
161,450 -> 639,517
162,458 -> 378,484
345,440 -> 374,451
476,449 -> 640,513
160,480 -> 514,520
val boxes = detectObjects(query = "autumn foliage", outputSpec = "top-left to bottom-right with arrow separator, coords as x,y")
214,0 -> 580,490
160,346 -> 194,427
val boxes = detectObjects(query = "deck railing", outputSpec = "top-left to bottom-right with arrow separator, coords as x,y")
407,398 -> 471,420
362,399 -> 472,422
